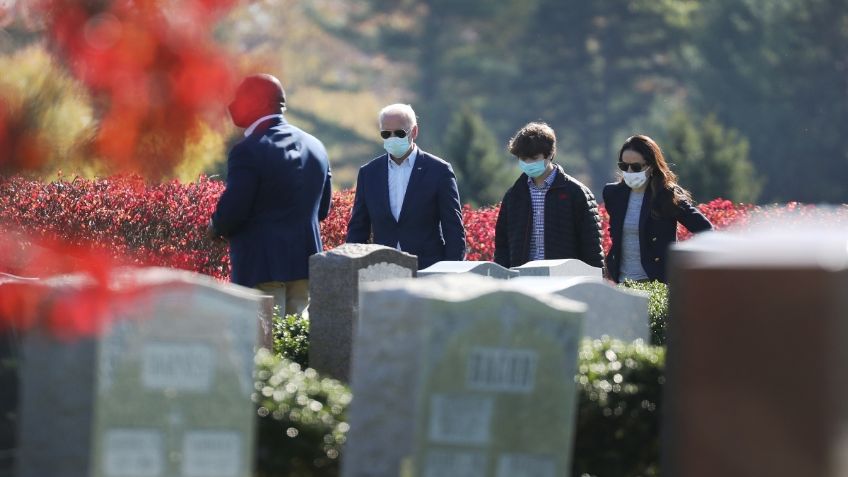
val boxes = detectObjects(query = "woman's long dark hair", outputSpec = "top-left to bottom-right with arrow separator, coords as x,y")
619,135 -> 692,217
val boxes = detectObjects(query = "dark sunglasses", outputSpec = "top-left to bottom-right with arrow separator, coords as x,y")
380,129 -> 409,139
618,161 -> 648,173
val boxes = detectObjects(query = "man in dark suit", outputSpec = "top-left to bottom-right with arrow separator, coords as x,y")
346,104 -> 465,269
208,74 -> 332,316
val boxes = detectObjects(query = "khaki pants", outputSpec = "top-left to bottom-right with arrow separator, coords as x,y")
256,279 -> 309,317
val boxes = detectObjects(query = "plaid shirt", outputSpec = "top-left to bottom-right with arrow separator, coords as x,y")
527,168 -> 557,261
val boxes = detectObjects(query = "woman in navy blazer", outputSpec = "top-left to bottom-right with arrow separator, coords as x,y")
603,135 -> 712,283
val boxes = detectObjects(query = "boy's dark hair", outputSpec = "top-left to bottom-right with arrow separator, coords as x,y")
508,122 -> 556,159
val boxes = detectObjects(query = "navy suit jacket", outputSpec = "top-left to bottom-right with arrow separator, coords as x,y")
603,181 -> 712,283
213,116 -> 332,287
346,148 -> 466,269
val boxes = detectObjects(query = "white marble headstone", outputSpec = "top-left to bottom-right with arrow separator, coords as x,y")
512,259 -> 603,278
510,276 -> 650,342
418,261 -> 519,279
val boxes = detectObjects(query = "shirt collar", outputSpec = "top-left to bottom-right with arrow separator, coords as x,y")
244,114 -> 283,137
387,145 -> 418,168
527,165 -> 557,188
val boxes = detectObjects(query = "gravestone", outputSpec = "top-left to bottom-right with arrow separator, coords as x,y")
0,275 -> 36,475
343,274 -> 585,477
418,261 -> 518,280
664,224 -> 848,477
512,259 -> 603,278
510,276 -> 650,342
15,267 -> 264,477
309,243 -> 418,380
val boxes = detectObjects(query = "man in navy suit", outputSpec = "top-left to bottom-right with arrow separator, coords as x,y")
346,104 -> 465,269
208,74 -> 332,316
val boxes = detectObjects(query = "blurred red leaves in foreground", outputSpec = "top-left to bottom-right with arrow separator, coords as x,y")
0,0 -> 237,176
0,0 -> 238,337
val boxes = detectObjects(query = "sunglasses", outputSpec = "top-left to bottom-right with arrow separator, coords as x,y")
380,129 -> 409,139
618,162 -> 648,173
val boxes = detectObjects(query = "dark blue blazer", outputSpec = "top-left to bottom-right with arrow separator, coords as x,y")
213,116 -> 332,287
346,148 -> 466,269
603,181 -> 712,283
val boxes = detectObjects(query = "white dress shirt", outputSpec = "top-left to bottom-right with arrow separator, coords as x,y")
388,147 -> 418,250
388,146 -> 418,221
244,114 -> 283,137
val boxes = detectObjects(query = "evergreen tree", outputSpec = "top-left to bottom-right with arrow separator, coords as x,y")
663,110 -> 762,203
686,0 -> 848,201
443,106 -> 513,207
513,0 -> 696,190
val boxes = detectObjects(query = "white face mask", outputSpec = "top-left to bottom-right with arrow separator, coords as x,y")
623,170 -> 649,189
383,136 -> 411,158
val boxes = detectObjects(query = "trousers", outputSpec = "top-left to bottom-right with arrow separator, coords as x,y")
256,279 -> 309,317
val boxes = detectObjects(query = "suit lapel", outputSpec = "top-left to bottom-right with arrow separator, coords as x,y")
610,182 -> 629,246
398,148 -> 427,223
375,153 -> 395,223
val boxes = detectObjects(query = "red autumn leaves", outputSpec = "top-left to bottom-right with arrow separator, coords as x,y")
1,0 -> 236,175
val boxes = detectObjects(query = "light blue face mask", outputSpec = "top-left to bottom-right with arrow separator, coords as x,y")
384,136 -> 412,158
519,158 -> 549,178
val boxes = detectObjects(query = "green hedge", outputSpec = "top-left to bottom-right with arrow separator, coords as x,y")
258,310 -> 666,477
572,339 -> 664,477
254,349 -> 350,477
620,280 -> 669,345
272,309 -> 309,368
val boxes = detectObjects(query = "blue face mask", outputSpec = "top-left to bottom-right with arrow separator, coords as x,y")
518,159 -> 548,178
384,136 -> 412,158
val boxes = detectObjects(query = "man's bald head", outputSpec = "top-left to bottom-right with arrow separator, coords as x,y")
228,74 -> 286,128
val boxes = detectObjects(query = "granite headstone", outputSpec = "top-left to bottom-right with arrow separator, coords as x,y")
309,243 -> 418,380
343,274 -> 585,477
664,223 -> 848,477
0,275 -> 36,475
15,267 -> 264,477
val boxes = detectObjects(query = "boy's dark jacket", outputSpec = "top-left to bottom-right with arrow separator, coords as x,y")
494,164 -> 604,269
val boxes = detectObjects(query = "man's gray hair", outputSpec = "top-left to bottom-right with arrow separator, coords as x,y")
378,104 -> 417,128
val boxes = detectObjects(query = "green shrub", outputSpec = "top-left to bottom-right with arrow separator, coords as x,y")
572,338 -> 665,477
254,349 -> 351,477
272,309 -> 309,368
620,280 -> 669,345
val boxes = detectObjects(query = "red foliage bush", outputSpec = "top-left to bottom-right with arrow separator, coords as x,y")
320,188 -> 356,250
463,204 -> 500,261
0,174 -> 229,279
2,176 -> 844,283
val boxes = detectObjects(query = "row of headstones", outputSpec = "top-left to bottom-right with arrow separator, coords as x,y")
309,243 -> 647,382
309,244 -> 650,477
319,231 -> 848,477
1,246 -> 645,477
6,221 -> 844,477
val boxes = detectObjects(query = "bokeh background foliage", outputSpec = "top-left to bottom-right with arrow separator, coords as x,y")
2,0 -> 846,203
